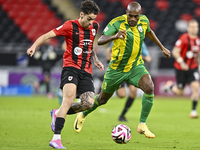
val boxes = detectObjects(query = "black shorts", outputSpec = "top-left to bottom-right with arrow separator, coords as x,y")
60,67 -> 94,98
175,67 -> 199,89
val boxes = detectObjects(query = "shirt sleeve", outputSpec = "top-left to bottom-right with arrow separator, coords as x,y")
53,21 -> 69,37
141,42 -> 149,56
143,15 -> 151,32
103,21 -> 118,36
96,22 -> 100,33
174,35 -> 185,49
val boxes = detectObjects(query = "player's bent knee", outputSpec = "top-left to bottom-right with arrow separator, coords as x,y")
117,94 -> 126,98
116,90 -> 126,98
144,85 -> 154,94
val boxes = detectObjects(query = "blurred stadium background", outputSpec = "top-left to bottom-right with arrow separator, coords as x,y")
0,0 -> 199,97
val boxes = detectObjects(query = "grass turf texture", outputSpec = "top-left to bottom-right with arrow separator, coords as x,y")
0,96 -> 199,150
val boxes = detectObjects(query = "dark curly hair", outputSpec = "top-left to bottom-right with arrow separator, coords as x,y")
80,0 -> 100,15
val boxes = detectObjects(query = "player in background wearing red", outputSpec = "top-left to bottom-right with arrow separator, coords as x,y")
27,0 -> 103,149
164,19 -> 200,118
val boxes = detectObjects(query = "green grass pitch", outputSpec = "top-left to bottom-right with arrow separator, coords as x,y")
0,96 -> 199,150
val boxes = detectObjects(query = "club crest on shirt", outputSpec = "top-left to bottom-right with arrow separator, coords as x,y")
92,29 -> 96,36
104,26 -> 108,32
68,76 -> 73,81
74,47 -> 82,55
138,26 -> 143,32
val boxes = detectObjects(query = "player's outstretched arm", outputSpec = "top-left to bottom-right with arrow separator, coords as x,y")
26,30 -> 56,57
146,29 -> 171,58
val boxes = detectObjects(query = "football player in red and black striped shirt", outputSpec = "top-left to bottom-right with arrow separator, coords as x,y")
164,19 -> 200,118
27,0 -> 104,148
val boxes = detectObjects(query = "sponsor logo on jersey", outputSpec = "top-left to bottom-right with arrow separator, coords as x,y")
74,47 -> 82,55
80,39 -> 93,46
75,32 -> 84,35
83,50 -> 92,54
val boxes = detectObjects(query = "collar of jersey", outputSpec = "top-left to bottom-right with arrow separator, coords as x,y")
122,14 -> 143,28
122,14 -> 129,25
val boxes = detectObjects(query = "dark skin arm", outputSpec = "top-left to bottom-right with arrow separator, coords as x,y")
98,30 -> 127,45
146,29 -> 171,58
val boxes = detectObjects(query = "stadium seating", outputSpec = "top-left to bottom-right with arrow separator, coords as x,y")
71,0 -> 200,48
0,0 -> 199,49
0,0 -> 62,44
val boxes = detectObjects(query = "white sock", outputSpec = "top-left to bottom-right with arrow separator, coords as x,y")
52,134 -> 61,141
139,122 -> 146,124
55,109 -> 59,116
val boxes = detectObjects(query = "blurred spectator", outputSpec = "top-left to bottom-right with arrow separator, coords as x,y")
33,39 -> 57,98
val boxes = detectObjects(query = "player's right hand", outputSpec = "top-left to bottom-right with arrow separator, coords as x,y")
180,62 -> 189,71
115,30 -> 127,40
161,47 -> 171,58
27,48 -> 36,57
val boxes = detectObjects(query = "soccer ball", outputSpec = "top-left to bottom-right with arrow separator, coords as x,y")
111,124 -> 131,144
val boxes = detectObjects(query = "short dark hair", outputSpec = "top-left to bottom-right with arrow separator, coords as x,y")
80,0 -> 100,15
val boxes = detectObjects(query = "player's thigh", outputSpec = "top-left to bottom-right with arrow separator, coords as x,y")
62,83 -> 77,101
77,75 -> 95,98
117,87 -> 126,98
128,84 -> 137,97
101,67 -> 126,94
128,64 -> 150,88
60,68 -> 79,102
79,81 -> 95,107
60,67 -> 79,90
117,81 -> 127,98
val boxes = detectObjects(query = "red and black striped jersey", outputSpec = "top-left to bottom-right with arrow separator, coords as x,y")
53,18 -> 99,74
174,33 -> 200,70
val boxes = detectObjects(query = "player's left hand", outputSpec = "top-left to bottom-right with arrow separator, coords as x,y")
94,60 -> 104,72
162,47 -> 171,58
